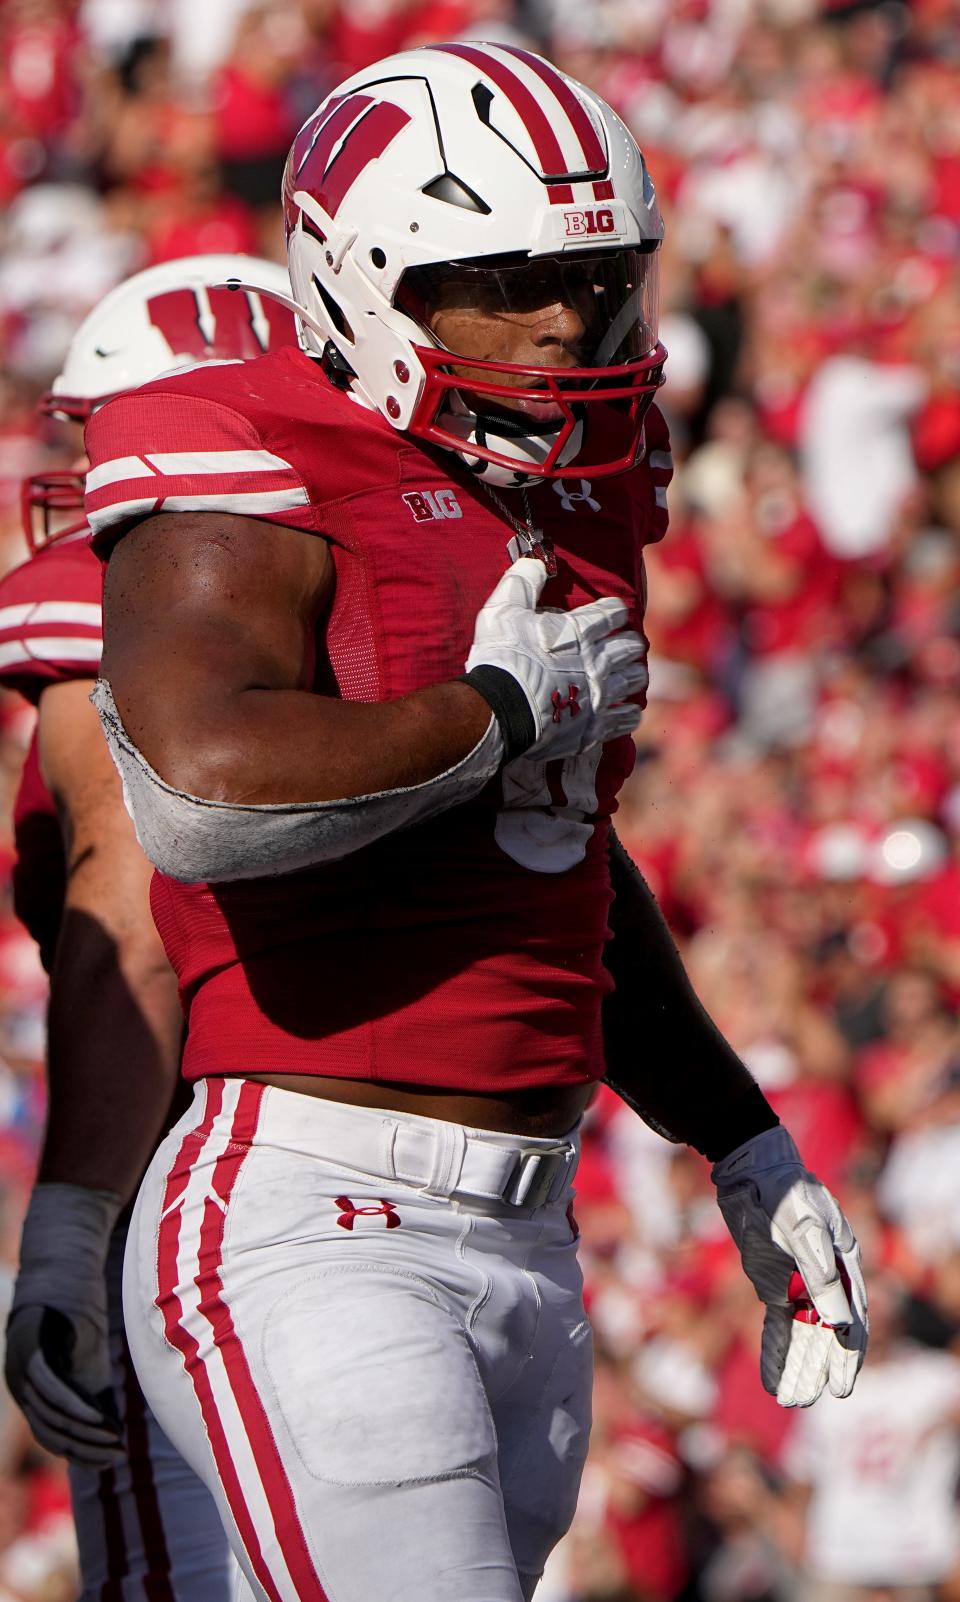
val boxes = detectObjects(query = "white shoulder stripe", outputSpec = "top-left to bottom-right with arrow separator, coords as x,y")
650,451 -> 673,472
0,601 -> 102,632
144,450 -> 298,476
85,457 -> 152,494
151,489 -> 310,516
0,637 -> 102,670
86,498 -> 159,534
86,486 -> 309,535
654,486 -> 669,508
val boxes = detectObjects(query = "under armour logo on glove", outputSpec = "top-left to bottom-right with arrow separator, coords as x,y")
334,1197 -> 401,1231
551,686 -> 581,722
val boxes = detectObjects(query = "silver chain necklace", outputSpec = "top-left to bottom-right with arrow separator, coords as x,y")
478,481 -> 557,576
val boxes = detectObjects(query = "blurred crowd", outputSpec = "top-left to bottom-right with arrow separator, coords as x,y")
0,0 -> 959,1597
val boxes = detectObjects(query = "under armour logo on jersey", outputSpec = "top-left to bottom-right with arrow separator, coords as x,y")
551,686 -> 581,722
554,480 -> 601,513
334,1196 -> 401,1230
402,488 -> 463,523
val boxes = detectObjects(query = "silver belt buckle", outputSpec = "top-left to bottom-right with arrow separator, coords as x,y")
505,1144 -> 575,1209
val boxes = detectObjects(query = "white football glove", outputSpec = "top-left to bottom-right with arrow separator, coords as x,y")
712,1127 -> 868,1408
5,1184 -> 125,1466
465,557 -> 647,762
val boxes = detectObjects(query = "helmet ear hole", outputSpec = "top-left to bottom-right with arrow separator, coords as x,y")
312,276 -> 355,344
370,248 -> 387,269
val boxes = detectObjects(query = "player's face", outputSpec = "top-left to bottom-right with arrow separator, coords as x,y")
402,248 -> 659,426
425,260 -> 592,422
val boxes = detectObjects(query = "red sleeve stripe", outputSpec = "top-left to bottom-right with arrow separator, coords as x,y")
0,601 -> 102,632
0,636 -> 101,670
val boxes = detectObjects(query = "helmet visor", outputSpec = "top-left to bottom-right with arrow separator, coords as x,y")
398,246 -> 660,371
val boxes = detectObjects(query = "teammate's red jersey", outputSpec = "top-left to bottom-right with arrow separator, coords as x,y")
86,348 -> 672,1091
0,535 -> 103,970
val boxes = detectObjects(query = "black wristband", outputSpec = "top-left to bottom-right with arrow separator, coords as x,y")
461,666 -> 535,762
701,1084 -> 780,1164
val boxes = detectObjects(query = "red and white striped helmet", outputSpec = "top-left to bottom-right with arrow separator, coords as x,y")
24,254 -> 298,550
283,43 -> 665,487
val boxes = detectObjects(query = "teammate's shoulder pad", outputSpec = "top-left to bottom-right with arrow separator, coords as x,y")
0,539 -> 102,701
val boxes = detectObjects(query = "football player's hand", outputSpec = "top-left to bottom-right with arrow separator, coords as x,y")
465,557 -> 647,761
5,1184 -> 124,1466
712,1127 -> 868,1408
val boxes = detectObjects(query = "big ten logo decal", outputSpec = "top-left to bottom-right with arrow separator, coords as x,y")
146,286 -> 295,361
402,488 -> 463,523
563,208 -> 616,238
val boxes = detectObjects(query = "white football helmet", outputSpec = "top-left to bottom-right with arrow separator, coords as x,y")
25,254 -> 299,549
282,43 -> 665,487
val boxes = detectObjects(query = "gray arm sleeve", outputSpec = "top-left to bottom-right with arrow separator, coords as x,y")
92,680 -> 504,883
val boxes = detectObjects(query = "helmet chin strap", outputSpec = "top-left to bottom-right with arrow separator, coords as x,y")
442,390 -> 585,489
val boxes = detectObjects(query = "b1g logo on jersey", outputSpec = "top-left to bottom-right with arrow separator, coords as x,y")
563,208 -> 617,238
402,488 -> 463,523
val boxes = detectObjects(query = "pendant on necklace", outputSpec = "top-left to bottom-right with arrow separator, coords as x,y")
506,526 -> 558,577
479,479 -> 559,577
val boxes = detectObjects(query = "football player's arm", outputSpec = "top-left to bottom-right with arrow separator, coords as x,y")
102,512 -> 492,802
602,829 -> 868,1408
38,677 -> 182,1198
99,512 -> 645,881
5,677 -> 183,1468
601,828 -> 777,1159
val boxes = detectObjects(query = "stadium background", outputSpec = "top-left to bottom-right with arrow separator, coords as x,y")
0,0 -> 958,1596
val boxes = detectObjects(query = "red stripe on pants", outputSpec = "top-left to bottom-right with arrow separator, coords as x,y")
155,1081 -> 285,1602
96,1465 -> 127,1601
195,1082 -> 330,1602
156,1081 -> 331,1602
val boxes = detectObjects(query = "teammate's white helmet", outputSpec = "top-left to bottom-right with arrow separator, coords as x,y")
42,253 -> 298,422
25,254 -> 299,549
282,43 -> 665,487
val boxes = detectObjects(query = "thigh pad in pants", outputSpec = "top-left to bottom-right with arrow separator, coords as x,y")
263,1266 -> 498,1487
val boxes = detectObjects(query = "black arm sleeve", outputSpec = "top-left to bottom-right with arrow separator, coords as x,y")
601,828 -> 779,1162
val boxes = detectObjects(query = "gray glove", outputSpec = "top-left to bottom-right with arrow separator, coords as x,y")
713,1127 -> 868,1407
5,1184 -> 124,1465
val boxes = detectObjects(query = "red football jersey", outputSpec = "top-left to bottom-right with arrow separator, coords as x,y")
0,534 -> 103,969
86,349 -> 672,1091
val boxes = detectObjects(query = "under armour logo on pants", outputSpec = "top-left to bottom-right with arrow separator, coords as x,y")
334,1197 -> 402,1230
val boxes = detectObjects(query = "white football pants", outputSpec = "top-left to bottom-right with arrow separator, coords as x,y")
123,1078 -> 592,1602
69,1228 -> 236,1601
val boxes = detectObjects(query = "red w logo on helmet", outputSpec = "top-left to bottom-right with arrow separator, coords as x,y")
284,95 -> 412,238
146,287 -> 296,361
